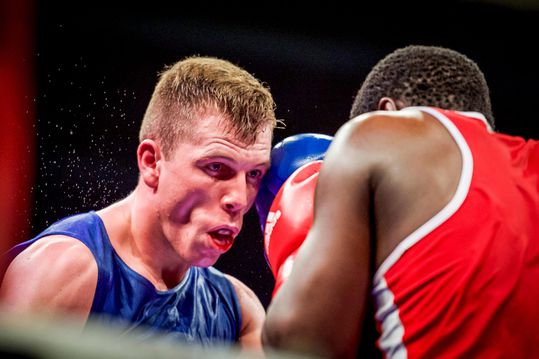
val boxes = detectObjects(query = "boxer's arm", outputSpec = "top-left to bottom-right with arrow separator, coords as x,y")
0,235 -> 97,327
225,274 -> 266,353
263,116 -> 380,358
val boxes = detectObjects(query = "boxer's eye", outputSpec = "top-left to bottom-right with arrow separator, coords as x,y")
207,163 -> 222,172
205,163 -> 235,180
247,169 -> 263,181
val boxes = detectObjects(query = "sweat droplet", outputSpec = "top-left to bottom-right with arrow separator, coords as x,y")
34,61 -> 139,232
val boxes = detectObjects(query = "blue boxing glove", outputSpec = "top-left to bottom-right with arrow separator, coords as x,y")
255,133 -> 333,233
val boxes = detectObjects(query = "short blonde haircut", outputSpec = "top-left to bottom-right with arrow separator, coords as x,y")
139,56 -> 278,158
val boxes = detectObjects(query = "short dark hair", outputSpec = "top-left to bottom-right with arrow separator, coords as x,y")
350,45 -> 494,126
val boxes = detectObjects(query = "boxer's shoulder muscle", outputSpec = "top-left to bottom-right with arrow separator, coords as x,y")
1,235 -> 97,319
335,110 -> 461,265
344,108 -> 458,177
224,274 -> 265,351
336,109 -> 440,165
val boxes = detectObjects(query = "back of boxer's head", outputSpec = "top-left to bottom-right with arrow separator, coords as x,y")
350,45 -> 494,127
139,56 -> 277,159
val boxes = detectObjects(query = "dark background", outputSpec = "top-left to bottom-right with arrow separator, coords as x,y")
27,0 -> 539,308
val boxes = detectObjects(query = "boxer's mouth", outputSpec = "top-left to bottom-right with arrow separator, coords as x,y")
208,226 -> 238,251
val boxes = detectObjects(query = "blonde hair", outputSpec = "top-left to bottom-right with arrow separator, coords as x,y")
139,56 -> 278,158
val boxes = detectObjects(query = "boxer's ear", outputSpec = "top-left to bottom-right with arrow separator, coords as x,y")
137,139 -> 161,188
378,97 -> 400,111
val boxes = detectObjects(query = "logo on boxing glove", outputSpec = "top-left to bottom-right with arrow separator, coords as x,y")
264,210 -> 281,254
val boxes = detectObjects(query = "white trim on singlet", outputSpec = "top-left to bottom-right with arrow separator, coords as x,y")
371,107 -> 475,358
373,106 -> 475,283
372,277 -> 408,358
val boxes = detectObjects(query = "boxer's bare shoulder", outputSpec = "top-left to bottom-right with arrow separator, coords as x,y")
0,235 -> 97,321
224,274 -> 265,353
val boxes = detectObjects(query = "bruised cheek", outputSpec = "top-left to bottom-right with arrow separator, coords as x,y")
169,189 -> 208,224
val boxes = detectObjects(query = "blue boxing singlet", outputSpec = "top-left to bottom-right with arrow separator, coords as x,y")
4,211 -> 242,346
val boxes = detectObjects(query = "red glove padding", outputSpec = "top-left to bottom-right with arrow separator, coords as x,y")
264,160 -> 322,296
273,249 -> 298,295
